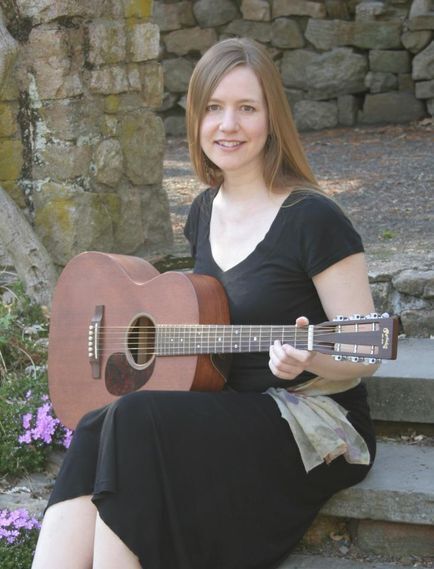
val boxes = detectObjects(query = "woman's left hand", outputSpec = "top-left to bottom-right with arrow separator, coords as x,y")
268,316 -> 315,381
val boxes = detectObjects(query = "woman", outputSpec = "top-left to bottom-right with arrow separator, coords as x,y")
32,38 -> 378,569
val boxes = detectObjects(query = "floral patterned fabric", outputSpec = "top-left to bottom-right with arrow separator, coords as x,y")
266,377 -> 370,472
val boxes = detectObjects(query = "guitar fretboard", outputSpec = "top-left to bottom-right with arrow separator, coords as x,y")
155,324 -> 308,355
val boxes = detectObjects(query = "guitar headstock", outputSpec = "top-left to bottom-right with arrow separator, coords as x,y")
313,313 -> 399,363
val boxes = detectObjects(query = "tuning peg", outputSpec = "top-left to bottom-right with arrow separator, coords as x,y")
333,315 -> 345,321
333,355 -> 343,361
381,312 -> 390,318
363,357 -> 379,364
351,314 -> 362,320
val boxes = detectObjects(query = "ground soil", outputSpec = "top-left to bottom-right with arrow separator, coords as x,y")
162,119 -> 434,274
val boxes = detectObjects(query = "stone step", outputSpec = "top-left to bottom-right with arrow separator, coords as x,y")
321,441 -> 434,526
279,554 -> 417,569
364,338 -> 434,424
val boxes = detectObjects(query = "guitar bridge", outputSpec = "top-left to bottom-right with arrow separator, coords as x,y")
88,305 -> 104,379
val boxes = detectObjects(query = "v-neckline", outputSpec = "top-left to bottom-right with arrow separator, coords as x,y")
207,189 -> 289,274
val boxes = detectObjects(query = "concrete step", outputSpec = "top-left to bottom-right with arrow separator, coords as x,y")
364,338 -> 434,424
321,441 -> 434,525
279,554 -> 418,569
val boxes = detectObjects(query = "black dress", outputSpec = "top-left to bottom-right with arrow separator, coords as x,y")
47,189 -> 376,569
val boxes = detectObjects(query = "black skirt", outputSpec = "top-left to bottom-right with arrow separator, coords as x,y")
47,384 -> 376,569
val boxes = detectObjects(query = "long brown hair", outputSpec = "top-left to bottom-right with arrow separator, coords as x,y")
186,37 -> 322,194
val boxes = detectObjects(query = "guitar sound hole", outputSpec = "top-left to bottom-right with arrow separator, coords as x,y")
127,315 -> 155,367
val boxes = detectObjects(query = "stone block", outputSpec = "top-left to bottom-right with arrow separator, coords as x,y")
325,0 -> 350,20
365,71 -> 398,93
113,185 -> 147,254
34,182 -> 120,265
152,1 -> 195,31
308,49 -> 368,99
392,269 -> 434,296
0,102 -> 17,137
409,0 -> 432,19
140,62 -> 164,108
162,58 -> 194,93
87,21 -> 127,66
89,66 -> 131,95
413,40 -> 434,79
28,28 -> 84,99
400,309 -> 434,337
369,49 -> 411,73
128,23 -> 159,62
322,442 -> 434,525
409,1 -> 434,31
225,20 -> 273,43
34,143 -> 92,181
305,19 -> 354,50
409,15 -> 434,31
282,48 -> 368,99
272,0 -> 327,19
370,281 -> 392,314
164,27 -> 217,56
93,139 -> 123,188
271,18 -> 305,49
118,111 -> 165,185
415,78 -> 434,97
284,88 -> 305,108
281,49 -> 316,89
401,30 -> 432,53
40,99 -> 101,142
355,1 -> 387,20
0,139 -> 23,180
353,21 -> 402,49
428,97 -> 434,114
398,73 -> 415,92
193,0 -> 239,27
337,94 -> 359,126
356,519 -> 434,557
164,115 -> 187,136
360,92 -> 426,123
140,188 -> 173,254
293,100 -> 338,131
15,0 -> 103,23
241,0 -> 271,21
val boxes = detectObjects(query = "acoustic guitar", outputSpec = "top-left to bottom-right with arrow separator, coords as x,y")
48,251 -> 399,429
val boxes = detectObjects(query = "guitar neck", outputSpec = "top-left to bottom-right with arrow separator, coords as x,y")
155,324 -> 308,355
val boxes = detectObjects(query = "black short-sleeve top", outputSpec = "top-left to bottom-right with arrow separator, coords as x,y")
184,188 -> 364,392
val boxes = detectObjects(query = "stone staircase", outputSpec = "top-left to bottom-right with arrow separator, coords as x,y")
1,340 -> 433,568
280,338 -> 434,568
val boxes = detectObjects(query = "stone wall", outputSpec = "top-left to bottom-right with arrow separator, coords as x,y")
153,0 -> 434,134
370,267 -> 434,337
0,0 -> 173,268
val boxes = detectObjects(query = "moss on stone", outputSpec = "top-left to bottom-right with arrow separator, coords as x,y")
123,0 -> 153,21
0,103 -> 17,137
104,94 -> 121,114
1,180 -> 26,208
0,139 -> 23,181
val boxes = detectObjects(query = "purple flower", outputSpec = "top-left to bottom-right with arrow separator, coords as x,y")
17,396 -> 73,449
0,508 -> 40,544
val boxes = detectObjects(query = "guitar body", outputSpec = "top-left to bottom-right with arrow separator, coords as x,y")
48,252 -> 230,429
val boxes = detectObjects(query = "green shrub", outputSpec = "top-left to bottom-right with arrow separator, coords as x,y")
0,278 -> 72,477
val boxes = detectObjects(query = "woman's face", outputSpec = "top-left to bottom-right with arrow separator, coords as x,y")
199,66 -> 269,181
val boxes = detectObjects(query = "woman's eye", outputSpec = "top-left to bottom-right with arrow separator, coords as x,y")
241,105 -> 255,112
206,104 -> 220,112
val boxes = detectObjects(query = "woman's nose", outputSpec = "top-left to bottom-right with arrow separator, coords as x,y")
219,108 -> 239,132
